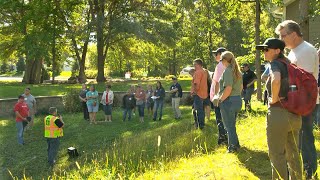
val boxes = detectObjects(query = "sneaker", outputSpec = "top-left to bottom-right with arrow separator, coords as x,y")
227,145 -> 239,153
218,138 -> 228,145
158,118 -> 162,121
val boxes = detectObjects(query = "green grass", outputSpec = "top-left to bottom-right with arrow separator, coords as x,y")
2,100 -> 319,179
0,80 -> 192,99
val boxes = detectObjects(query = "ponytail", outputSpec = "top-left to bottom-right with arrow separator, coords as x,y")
221,51 -> 242,80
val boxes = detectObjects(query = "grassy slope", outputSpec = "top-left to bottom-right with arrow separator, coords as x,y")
1,100 -> 319,179
0,80 -> 192,99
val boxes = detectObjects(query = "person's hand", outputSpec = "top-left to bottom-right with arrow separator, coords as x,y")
268,97 -> 279,104
212,95 -> 220,107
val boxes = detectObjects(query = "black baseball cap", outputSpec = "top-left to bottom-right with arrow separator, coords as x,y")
241,63 -> 249,68
213,47 -> 226,55
256,38 -> 285,51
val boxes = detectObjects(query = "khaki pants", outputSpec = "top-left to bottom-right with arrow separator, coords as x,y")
267,106 -> 302,180
172,97 -> 181,118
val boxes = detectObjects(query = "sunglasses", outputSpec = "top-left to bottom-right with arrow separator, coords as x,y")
263,49 -> 269,52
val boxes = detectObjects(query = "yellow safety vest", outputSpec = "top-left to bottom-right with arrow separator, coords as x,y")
44,115 -> 63,138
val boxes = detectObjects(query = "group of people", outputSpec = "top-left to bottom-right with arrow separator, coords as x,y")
79,79 -> 182,124
14,88 -> 37,145
14,88 -> 63,167
13,19 -> 320,178
189,20 -> 320,179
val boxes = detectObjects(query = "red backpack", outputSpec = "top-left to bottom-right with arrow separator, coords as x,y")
278,58 -> 318,116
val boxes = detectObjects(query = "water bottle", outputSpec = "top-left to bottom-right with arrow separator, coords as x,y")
289,85 -> 297,91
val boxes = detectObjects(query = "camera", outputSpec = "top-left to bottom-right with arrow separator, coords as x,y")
26,116 -> 32,122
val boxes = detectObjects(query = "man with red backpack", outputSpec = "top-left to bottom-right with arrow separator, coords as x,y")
276,20 -> 319,179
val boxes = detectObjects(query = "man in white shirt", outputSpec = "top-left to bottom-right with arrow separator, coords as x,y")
22,87 -> 37,130
276,20 -> 319,179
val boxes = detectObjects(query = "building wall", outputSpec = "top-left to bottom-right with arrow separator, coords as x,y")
285,0 -> 320,46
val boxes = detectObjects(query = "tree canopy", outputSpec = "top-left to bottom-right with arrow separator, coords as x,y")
0,0 -> 318,83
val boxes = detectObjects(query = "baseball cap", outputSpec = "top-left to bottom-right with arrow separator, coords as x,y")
241,63 -> 249,68
213,47 -> 226,55
256,38 -> 285,51
172,76 -> 177,80
18,95 -> 24,99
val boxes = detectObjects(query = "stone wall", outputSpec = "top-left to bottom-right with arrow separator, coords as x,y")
0,92 -> 194,118
0,96 -> 64,118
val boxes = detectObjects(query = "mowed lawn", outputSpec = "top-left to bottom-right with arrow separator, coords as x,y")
0,80 -> 192,99
1,100 -> 320,179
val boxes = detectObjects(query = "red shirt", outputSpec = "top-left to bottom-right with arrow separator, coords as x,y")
106,92 -> 109,104
14,102 -> 29,122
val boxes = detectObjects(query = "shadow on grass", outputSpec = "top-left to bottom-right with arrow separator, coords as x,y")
237,147 -> 271,179
0,106 -> 220,179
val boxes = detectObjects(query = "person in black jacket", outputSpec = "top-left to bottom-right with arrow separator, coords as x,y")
169,77 -> 183,119
122,89 -> 136,121
153,81 -> 166,121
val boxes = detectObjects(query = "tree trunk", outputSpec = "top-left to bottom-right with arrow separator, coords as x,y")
95,0 -> 106,82
255,0 -> 262,101
78,40 -> 89,83
173,49 -> 177,75
299,0 -> 309,41
24,58 -> 42,84
52,14 -> 57,84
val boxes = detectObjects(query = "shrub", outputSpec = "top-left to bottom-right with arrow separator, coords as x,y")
0,62 -> 10,74
85,70 -> 98,79
85,70 -> 108,79
62,89 -> 82,113
41,67 -> 50,81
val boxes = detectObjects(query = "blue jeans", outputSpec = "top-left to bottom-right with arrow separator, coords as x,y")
123,108 -> 132,121
219,96 -> 242,149
243,87 -> 254,108
300,109 -> 317,176
137,103 -> 145,117
193,95 -> 205,128
214,106 -> 227,139
47,138 -> 60,165
16,122 -> 24,145
153,99 -> 164,120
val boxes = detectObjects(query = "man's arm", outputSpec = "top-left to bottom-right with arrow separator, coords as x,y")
15,111 -> 26,121
247,72 -> 257,87
214,81 -> 220,95
247,79 -> 257,87
54,116 -> 64,128
209,81 -> 215,101
33,98 -> 37,113
219,86 -> 232,102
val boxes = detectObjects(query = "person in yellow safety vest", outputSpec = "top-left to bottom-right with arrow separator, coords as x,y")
44,107 -> 64,166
